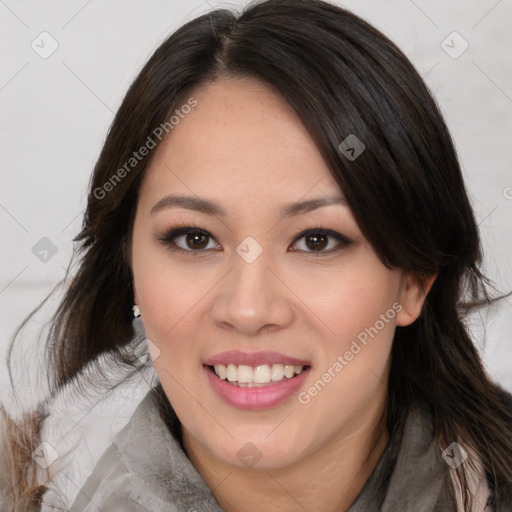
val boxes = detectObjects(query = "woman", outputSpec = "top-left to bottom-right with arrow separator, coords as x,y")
1,0 -> 511,510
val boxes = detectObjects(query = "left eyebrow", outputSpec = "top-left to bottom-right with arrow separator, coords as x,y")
280,196 -> 347,218
150,194 -> 347,217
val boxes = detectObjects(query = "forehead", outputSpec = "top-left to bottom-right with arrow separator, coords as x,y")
139,77 -> 343,212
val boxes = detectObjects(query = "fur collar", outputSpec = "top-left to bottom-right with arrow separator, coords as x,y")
37,333 -> 155,511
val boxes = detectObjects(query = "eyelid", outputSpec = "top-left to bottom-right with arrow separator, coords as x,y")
289,227 -> 352,255
157,225 -> 209,242
156,225 -> 220,252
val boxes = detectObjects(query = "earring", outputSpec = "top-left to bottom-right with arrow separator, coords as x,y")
132,304 -> 141,318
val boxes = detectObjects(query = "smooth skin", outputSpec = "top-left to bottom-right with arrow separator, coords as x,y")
130,77 -> 435,512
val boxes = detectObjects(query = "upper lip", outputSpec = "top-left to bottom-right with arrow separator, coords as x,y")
204,351 -> 311,367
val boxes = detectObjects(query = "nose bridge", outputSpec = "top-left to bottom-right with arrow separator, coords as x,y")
212,241 -> 293,335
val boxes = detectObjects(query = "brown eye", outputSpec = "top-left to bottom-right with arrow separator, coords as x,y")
290,228 -> 351,255
185,232 -> 209,250
157,227 -> 220,253
304,232 -> 329,251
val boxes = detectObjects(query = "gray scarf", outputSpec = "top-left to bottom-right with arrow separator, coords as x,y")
68,387 -> 464,512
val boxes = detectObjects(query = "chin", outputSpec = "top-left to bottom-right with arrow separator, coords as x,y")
209,433 -> 306,471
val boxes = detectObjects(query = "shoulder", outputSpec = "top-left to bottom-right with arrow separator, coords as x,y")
449,387 -> 512,512
448,449 -> 491,512
67,388 -> 222,512
69,443 -> 150,512
0,402 -> 49,511
67,391 -> 167,512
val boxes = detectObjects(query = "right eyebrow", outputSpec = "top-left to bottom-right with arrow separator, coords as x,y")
150,194 -> 226,216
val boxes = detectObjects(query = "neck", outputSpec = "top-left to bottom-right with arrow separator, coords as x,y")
182,397 -> 390,512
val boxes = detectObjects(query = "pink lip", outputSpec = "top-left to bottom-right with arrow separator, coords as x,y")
205,366 -> 310,410
204,351 -> 311,367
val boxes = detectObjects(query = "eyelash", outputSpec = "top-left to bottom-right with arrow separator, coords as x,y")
155,224 -> 352,257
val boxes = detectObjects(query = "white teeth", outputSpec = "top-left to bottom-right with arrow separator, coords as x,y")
253,365 -> 271,383
237,365 -> 253,383
284,365 -> 295,378
214,364 -> 227,380
212,363 -> 306,385
271,364 -> 285,381
226,363 -> 237,382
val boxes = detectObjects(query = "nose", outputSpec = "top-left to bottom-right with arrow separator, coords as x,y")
211,250 -> 294,337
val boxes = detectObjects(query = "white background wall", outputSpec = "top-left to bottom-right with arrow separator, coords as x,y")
1,0 -> 511,409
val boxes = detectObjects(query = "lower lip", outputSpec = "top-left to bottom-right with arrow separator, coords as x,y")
205,366 -> 310,410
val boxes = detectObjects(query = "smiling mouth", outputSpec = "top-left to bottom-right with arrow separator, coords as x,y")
206,363 -> 310,387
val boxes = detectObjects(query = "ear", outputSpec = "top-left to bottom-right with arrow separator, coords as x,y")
396,273 -> 437,327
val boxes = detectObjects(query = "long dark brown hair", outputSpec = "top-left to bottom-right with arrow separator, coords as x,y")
2,0 -> 511,510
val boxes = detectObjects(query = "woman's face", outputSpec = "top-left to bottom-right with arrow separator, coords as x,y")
131,77 -> 426,469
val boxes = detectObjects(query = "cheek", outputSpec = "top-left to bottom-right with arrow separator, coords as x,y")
136,273 -> 203,403
132,233 -> 213,341
132,261 -> 221,395
289,258 -> 400,418
295,283 -> 396,445
137,272 -> 200,338
289,258 -> 400,347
